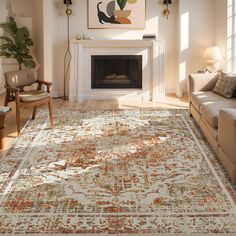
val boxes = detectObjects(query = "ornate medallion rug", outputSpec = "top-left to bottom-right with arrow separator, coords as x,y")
0,109 -> 236,235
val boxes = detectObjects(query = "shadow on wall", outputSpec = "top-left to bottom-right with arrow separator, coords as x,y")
227,0 -> 236,73
54,0 -> 66,17
178,11 -> 189,98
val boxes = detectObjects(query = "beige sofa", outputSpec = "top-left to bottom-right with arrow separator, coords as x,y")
188,73 -> 236,183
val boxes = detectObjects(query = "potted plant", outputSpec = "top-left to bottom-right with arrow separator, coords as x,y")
0,16 -> 36,70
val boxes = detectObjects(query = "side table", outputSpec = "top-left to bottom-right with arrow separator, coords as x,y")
0,106 -> 11,150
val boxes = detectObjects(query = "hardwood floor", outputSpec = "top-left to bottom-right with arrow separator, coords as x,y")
0,93 -> 188,151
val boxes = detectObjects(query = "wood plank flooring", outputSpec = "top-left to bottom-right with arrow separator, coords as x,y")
0,93 -> 188,151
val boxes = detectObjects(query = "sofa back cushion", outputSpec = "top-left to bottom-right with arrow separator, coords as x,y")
213,72 -> 236,98
189,73 -> 219,93
200,73 -> 219,91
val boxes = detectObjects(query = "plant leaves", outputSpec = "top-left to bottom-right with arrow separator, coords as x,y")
23,60 -> 36,68
0,51 -> 12,58
0,16 -> 36,69
0,35 -> 14,44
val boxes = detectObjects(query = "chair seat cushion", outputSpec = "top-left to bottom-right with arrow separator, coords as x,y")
19,90 -> 50,102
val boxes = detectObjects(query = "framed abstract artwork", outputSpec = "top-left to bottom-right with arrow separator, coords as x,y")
88,0 -> 146,29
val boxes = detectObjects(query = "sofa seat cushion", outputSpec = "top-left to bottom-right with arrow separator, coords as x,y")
190,91 -> 226,111
200,100 -> 236,128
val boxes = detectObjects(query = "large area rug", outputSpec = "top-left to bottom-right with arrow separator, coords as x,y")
0,109 -> 236,235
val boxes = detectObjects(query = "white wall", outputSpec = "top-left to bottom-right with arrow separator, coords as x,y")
159,1 -> 178,94
0,0 -> 8,91
46,0 -> 219,97
47,0 -> 179,96
0,0 -> 43,78
6,0 -> 33,17
215,0 -> 227,71
177,0 -> 215,96
32,0 -> 44,80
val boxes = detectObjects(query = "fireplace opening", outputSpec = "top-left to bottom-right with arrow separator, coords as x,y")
91,55 -> 142,89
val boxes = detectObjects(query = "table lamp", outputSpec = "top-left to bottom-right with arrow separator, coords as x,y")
203,46 -> 222,72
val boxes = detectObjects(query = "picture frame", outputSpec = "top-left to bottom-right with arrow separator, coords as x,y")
88,0 -> 146,29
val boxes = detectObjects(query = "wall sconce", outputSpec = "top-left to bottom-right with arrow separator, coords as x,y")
163,0 -> 172,19
64,0 -> 72,15
63,0 -> 72,100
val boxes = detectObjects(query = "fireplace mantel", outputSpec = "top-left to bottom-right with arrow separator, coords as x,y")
69,39 -> 165,101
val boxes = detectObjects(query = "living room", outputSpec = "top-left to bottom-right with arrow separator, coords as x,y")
0,0 -> 236,235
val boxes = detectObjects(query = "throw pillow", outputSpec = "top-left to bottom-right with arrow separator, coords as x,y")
213,72 -> 236,98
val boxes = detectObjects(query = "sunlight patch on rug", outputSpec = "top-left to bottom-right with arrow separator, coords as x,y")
0,109 -> 235,235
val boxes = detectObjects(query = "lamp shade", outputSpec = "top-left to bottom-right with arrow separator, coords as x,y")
63,0 -> 72,5
203,46 -> 222,62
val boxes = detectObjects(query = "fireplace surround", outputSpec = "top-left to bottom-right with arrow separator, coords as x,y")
69,40 -> 165,101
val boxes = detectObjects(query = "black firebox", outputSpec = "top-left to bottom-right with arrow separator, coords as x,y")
91,55 -> 142,89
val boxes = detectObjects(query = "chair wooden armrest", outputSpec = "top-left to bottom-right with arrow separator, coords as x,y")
37,80 -> 52,86
4,85 -> 20,103
37,80 -> 52,93
4,85 -> 20,93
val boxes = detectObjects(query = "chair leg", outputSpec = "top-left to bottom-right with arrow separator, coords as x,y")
32,106 -> 37,120
48,98 -> 53,128
15,102 -> 21,135
4,91 -> 10,106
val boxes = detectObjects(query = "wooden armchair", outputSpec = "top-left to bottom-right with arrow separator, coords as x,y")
4,69 -> 53,135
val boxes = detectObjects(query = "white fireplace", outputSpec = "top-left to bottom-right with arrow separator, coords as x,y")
69,39 -> 165,102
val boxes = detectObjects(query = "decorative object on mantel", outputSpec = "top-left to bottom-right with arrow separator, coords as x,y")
163,0 -> 172,19
76,34 -> 95,40
88,0 -> 145,29
143,34 -> 157,40
63,0 -> 72,100
203,46 -> 222,72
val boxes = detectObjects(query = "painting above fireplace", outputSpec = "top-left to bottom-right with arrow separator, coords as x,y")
88,0 -> 146,29
91,55 -> 142,89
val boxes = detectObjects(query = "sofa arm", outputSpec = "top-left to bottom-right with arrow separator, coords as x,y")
218,109 -> 236,164
188,73 -> 219,93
